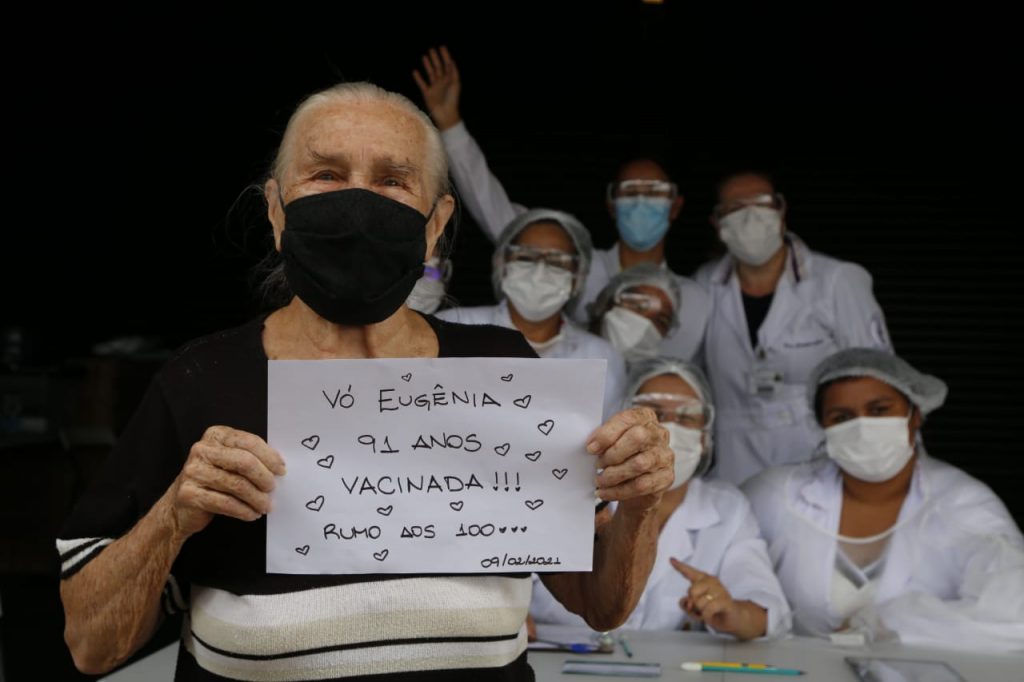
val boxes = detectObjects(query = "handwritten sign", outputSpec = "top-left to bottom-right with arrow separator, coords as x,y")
266,358 -> 607,574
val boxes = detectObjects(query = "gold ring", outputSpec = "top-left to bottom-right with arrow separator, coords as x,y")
704,593 -> 715,602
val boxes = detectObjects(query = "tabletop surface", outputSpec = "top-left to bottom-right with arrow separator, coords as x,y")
101,625 -> 1022,682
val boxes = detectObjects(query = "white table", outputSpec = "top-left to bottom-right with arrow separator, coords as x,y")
529,625 -> 1021,681
101,627 -> 1020,681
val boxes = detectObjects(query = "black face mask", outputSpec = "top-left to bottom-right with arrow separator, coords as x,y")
280,188 -> 434,325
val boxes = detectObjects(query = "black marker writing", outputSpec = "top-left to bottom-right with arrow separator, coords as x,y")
339,474 -> 484,495
323,524 -> 382,540
378,387 -> 502,413
323,385 -> 355,409
357,434 -> 400,454
410,432 -> 482,452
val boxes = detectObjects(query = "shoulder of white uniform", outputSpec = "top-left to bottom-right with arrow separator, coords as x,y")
741,462 -> 809,509
433,305 -> 496,324
698,478 -> 754,515
800,245 -> 873,290
564,319 -> 620,360
692,255 -> 731,288
921,456 -> 1006,506
919,456 -> 1022,540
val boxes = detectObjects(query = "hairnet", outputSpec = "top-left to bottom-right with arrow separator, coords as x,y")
808,348 -> 948,417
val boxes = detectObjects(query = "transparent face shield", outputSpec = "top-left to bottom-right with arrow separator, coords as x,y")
607,179 -> 678,200
711,192 -> 787,223
613,289 -> 674,337
630,392 -> 712,431
502,244 -> 580,274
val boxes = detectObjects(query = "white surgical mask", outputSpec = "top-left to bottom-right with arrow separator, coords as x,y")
663,422 -> 703,489
501,261 -> 573,322
825,416 -> 915,483
718,206 -> 783,266
406,275 -> 446,314
600,307 -> 662,360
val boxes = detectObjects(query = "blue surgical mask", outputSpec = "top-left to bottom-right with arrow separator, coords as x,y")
615,197 -> 671,252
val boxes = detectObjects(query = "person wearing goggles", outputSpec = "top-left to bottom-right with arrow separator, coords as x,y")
414,46 -> 710,362
531,357 -> 791,639
437,208 -> 626,420
587,263 -> 680,365
694,170 -> 893,486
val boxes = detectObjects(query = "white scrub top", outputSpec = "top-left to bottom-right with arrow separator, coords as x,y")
530,478 -> 791,637
742,454 -> 1024,653
441,122 -> 710,362
694,235 -> 892,485
435,301 -> 627,420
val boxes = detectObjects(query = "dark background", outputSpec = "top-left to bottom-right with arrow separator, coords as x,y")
1,5 -> 1020,679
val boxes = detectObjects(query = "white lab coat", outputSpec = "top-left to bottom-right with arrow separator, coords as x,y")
694,235 -> 892,486
742,454 -> 1024,653
530,478 -> 791,637
435,301 -> 627,420
441,122 -> 710,362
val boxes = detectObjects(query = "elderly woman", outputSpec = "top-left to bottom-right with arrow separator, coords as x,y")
531,358 -> 790,639
437,208 -> 626,418
56,82 -> 675,681
743,348 -> 1024,652
587,264 -> 683,364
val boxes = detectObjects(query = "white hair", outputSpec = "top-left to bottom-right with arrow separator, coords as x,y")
271,81 -> 450,199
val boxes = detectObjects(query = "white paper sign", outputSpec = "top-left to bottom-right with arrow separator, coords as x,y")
266,358 -> 606,574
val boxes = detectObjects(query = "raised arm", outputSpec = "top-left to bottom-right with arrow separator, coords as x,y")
60,426 -> 285,674
413,45 -> 527,239
539,407 -> 673,629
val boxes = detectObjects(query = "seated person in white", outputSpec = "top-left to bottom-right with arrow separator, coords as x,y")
531,357 -> 791,639
436,208 -> 626,420
743,348 -> 1024,653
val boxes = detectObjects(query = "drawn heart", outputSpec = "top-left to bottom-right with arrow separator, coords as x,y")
305,495 -> 325,512
537,420 -> 555,436
494,443 -> 510,456
301,435 -> 320,450
316,455 -> 335,469
449,501 -> 464,512
552,468 -> 568,480
525,451 -> 541,462
401,373 -> 412,382
511,526 -> 518,532
295,545 -> 310,556
513,395 -> 532,409
500,374 -> 514,382
498,527 -> 507,533
525,499 -> 544,511
373,549 -> 389,562
521,526 -> 527,532
376,505 -> 394,517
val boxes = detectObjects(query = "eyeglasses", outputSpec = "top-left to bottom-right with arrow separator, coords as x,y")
712,192 -> 786,221
631,392 -> 712,429
503,245 -> 580,273
614,290 -> 674,335
607,179 -> 678,200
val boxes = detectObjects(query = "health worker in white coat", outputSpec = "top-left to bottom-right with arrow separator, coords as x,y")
413,46 -> 710,362
531,358 -> 791,639
436,208 -> 626,420
695,171 -> 893,486
743,348 -> 1024,653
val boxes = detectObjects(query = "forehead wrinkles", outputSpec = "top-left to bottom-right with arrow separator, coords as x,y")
290,101 -> 427,175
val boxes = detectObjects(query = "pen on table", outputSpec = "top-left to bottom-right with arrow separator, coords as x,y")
617,634 -> 633,658
681,661 -> 804,676
532,639 -> 598,653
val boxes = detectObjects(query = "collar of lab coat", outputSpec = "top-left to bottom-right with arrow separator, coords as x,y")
670,478 -> 722,558
606,242 -> 669,276
790,450 -> 932,529
493,300 -> 583,353
710,232 -> 813,286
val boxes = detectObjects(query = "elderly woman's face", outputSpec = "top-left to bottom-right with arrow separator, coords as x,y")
820,376 -> 919,436
268,99 -> 452,255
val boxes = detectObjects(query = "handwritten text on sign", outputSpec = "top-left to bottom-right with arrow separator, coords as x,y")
267,358 -> 606,574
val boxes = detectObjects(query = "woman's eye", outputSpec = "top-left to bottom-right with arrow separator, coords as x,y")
314,171 -> 338,181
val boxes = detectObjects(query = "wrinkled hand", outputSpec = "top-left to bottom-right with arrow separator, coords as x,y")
412,45 -> 462,130
588,407 -> 672,514
169,426 -> 286,539
672,558 -> 744,635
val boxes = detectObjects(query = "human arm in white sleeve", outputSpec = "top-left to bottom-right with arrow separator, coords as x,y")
413,46 -> 527,241
830,262 -> 893,351
871,492 -> 1024,653
714,495 -> 793,639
